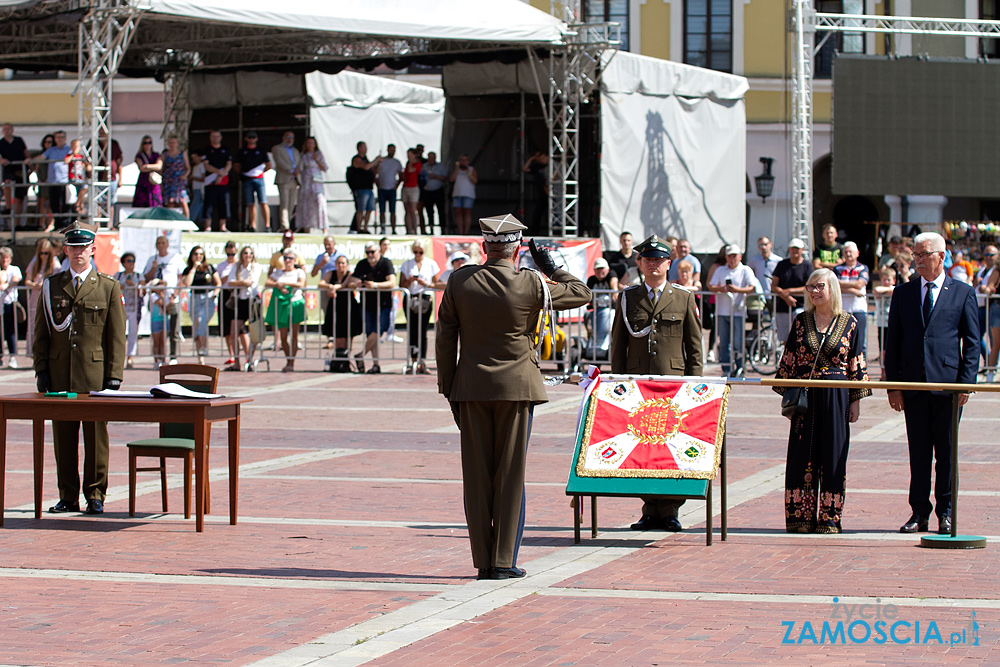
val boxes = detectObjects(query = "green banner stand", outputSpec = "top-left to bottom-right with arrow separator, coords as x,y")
565,392 -> 728,546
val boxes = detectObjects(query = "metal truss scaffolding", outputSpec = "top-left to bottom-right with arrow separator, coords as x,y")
791,3 -> 1000,247
78,0 -> 139,228
543,1 -> 619,237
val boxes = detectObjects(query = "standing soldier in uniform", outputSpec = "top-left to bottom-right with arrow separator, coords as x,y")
437,214 -> 591,580
611,234 -> 703,531
34,223 -> 127,515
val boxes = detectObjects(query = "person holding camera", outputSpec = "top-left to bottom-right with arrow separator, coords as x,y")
450,154 -> 478,235
399,240 -> 440,374
707,245 -> 762,376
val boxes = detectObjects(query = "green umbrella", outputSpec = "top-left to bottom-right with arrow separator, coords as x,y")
121,207 -> 199,231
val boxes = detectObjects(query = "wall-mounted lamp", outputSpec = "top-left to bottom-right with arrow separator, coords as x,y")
755,157 -> 775,203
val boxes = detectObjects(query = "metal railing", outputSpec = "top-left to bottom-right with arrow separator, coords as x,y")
3,279 -> 999,378
1,157 -> 100,233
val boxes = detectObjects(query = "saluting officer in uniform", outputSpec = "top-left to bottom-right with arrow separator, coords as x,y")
437,214 -> 591,580
611,234 -> 703,531
33,223 -> 127,515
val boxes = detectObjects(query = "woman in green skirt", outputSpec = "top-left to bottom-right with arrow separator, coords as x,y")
265,249 -> 307,372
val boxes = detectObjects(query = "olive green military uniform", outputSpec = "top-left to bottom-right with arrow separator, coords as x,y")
611,282 -> 703,519
437,260 -> 591,570
33,269 -> 127,504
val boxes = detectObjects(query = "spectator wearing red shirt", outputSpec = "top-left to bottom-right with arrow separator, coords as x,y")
401,148 -> 422,234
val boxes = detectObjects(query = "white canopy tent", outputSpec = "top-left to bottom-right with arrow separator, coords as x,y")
442,52 -> 748,252
306,71 -> 446,226
137,0 -> 566,45
598,52 -> 748,252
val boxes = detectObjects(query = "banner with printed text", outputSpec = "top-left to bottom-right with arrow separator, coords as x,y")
576,378 -> 729,480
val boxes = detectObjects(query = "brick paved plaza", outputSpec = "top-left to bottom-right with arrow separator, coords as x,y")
1,355 -> 997,666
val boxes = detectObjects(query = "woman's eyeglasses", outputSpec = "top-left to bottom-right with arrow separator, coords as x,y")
805,284 -> 827,292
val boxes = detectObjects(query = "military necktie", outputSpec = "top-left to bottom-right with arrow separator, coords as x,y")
922,282 -> 936,327
74,276 -> 81,291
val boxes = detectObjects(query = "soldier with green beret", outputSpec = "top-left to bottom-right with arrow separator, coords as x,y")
33,222 -> 127,515
611,234 -> 704,532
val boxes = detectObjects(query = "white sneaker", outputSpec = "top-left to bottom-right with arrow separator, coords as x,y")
988,371 -> 995,384
7,357 -> 17,369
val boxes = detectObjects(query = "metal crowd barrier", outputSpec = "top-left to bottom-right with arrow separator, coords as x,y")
3,275 -> 999,378
1,158 -> 98,233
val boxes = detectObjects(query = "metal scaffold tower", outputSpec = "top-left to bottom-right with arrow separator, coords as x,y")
77,0 -> 139,228
791,2 -> 1000,247
544,0 -> 619,237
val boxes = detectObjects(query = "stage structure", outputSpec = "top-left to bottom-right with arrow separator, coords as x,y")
0,0 -> 619,237
443,52 -> 747,250
790,2 -> 1000,249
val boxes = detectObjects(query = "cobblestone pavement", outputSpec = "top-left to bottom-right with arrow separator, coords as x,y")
0,352 -> 997,666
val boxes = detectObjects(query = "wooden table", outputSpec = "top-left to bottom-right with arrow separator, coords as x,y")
0,393 -> 252,532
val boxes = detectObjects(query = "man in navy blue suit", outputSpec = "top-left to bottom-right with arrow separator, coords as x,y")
884,231 -> 979,535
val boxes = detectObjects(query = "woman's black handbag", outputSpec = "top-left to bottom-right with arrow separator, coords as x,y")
781,316 -> 836,420
781,386 -> 809,419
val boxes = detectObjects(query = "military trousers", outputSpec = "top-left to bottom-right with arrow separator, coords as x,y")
459,400 -> 531,569
53,420 -> 110,503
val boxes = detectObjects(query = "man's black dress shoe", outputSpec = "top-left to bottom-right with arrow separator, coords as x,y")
476,569 -> 492,580
938,516 -> 952,534
48,500 -> 80,513
84,499 -> 104,515
663,516 -> 683,532
630,515 -> 663,531
899,515 -> 928,533
491,567 -> 526,580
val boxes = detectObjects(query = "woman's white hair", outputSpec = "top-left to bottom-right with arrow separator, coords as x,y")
803,268 -> 843,316
914,231 -> 946,252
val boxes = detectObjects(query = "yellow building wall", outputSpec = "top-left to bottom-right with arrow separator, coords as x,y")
640,2 -> 671,60
0,93 -> 79,126
743,0 -> 788,78
745,90 -> 831,125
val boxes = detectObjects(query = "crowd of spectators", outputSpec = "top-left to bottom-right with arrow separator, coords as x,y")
598,225 -> 1000,381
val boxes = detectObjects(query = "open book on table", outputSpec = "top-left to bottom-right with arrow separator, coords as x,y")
90,382 -> 223,399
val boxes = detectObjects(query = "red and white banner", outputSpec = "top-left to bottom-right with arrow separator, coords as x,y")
575,377 -> 729,480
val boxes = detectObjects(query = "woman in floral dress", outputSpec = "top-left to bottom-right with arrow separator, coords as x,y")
295,137 -> 328,232
161,134 -> 190,218
775,268 -> 871,533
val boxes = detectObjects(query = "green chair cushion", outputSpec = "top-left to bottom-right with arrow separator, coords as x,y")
126,438 -> 196,451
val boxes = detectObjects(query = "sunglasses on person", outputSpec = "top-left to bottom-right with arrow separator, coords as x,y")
142,140 -> 153,145
226,251 -> 236,256
365,250 -> 376,255
413,250 -> 424,255
283,255 -> 295,261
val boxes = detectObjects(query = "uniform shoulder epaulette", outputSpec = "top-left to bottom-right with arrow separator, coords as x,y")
622,284 -> 642,293
97,272 -> 115,282
670,282 -> 691,293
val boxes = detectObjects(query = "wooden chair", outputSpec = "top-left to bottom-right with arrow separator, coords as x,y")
127,364 -> 220,518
